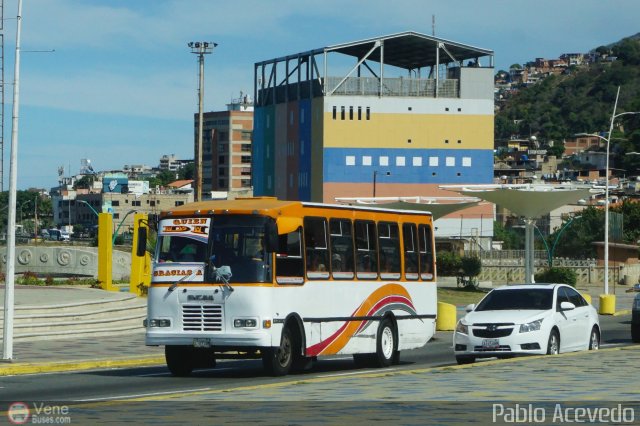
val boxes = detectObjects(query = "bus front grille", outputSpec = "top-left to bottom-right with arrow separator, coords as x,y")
182,304 -> 224,331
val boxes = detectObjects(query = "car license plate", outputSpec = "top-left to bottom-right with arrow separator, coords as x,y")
482,339 -> 499,348
193,338 -> 211,348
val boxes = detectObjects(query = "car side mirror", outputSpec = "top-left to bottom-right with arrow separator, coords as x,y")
465,303 -> 476,313
560,301 -> 576,311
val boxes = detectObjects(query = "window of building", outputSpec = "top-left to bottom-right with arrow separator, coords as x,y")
150,201 -> 156,207
379,156 -> 389,166
112,201 -> 120,207
219,155 -> 226,165
366,107 -> 370,120
241,156 -> 251,164
218,179 -> 226,188
413,157 -> 422,167
396,156 -> 406,167
358,106 -> 362,120
132,200 -> 141,207
446,157 -> 456,167
341,106 -> 345,120
113,213 -> 120,219
429,157 -> 439,167
346,156 -> 356,166
362,156 -> 372,166
332,106 -> 337,120
462,157 -> 472,167
349,106 -> 353,120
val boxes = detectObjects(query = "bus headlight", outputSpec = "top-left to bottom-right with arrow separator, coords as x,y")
234,318 -> 258,328
144,319 -> 171,328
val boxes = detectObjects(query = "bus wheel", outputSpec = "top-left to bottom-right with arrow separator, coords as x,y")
262,326 -> 293,376
374,318 -> 396,368
165,345 -> 195,377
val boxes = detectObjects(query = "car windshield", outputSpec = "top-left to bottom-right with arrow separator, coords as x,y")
475,288 -> 554,311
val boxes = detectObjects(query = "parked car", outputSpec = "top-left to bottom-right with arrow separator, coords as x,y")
632,294 -> 640,343
453,284 -> 600,365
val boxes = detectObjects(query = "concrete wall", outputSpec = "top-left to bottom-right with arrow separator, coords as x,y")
1,245 -> 131,280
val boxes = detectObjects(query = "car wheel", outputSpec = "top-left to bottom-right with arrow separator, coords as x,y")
588,327 -> 600,350
455,356 -> 475,365
262,326 -> 293,376
547,330 -> 560,355
373,318 -> 396,368
632,324 -> 640,343
165,345 -> 195,377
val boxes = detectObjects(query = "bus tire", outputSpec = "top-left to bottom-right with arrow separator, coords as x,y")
262,326 -> 293,376
374,318 -> 396,368
165,345 -> 195,377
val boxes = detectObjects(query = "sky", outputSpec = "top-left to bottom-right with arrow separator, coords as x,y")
2,0 -> 640,191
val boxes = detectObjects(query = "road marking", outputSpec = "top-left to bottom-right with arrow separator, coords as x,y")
137,367 -> 233,377
76,387 -> 212,402
318,368 -> 399,378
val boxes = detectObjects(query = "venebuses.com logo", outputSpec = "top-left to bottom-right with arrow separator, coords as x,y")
7,402 -> 30,425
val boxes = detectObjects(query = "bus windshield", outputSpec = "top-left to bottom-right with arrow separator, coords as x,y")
210,215 -> 272,284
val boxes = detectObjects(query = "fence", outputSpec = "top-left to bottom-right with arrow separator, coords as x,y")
460,250 -> 640,286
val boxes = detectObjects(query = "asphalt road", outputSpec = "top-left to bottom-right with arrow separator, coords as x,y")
1,314 -> 632,403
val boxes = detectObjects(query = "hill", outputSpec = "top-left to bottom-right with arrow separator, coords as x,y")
495,35 -> 640,173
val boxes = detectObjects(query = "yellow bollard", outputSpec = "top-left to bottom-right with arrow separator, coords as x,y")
436,302 -> 457,331
97,213 -> 118,292
581,293 -> 592,306
599,294 -> 616,315
130,213 -> 151,296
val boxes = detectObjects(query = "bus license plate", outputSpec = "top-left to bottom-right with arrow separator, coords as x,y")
193,338 -> 211,348
482,339 -> 499,348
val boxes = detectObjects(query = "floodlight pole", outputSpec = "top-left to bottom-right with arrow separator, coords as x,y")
188,41 -> 216,202
603,87 -> 620,295
3,0 -> 23,361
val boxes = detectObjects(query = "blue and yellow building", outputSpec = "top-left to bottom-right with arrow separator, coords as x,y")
252,32 -> 495,238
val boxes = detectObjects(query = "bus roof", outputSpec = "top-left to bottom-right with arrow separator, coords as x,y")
162,197 -> 432,218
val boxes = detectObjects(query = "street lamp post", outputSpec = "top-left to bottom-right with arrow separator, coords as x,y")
577,87 -> 640,294
188,41 -> 217,202
372,171 -> 391,197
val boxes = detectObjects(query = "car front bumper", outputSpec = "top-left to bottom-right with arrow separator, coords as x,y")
453,329 -> 548,358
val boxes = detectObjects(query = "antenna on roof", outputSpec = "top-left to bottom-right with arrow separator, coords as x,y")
432,14 -> 435,36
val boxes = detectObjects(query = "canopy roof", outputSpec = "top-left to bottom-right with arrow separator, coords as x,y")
335,196 -> 481,220
441,185 -> 594,219
326,31 -> 494,70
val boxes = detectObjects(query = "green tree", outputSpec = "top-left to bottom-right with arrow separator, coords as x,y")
546,144 -> 565,158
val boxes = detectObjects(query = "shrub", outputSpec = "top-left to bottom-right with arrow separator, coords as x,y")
18,271 -> 42,286
437,252 -> 462,276
45,275 -> 55,286
535,267 -> 577,286
460,256 -> 482,278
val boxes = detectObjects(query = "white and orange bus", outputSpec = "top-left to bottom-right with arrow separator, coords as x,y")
138,197 -> 437,376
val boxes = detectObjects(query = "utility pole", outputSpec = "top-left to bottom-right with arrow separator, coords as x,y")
188,41 -> 216,202
3,0 -> 23,361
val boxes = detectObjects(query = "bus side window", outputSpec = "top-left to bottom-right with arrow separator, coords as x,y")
402,223 -> 419,280
418,224 -> 434,280
355,220 -> 378,279
304,217 -> 329,279
275,228 -> 304,284
329,218 -> 355,279
378,222 -> 400,280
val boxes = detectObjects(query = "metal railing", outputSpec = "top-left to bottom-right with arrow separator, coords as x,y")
325,76 -> 459,98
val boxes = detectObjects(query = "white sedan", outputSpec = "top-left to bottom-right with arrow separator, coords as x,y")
453,283 -> 600,364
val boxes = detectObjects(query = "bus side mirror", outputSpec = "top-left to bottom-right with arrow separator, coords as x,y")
265,220 -> 278,252
136,228 -> 147,257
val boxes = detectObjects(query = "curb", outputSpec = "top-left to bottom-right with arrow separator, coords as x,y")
0,356 -> 164,376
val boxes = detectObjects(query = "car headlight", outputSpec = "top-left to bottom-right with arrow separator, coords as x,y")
144,318 -> 171,328
455,321 -> 469,335
519,319 -> 543,333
